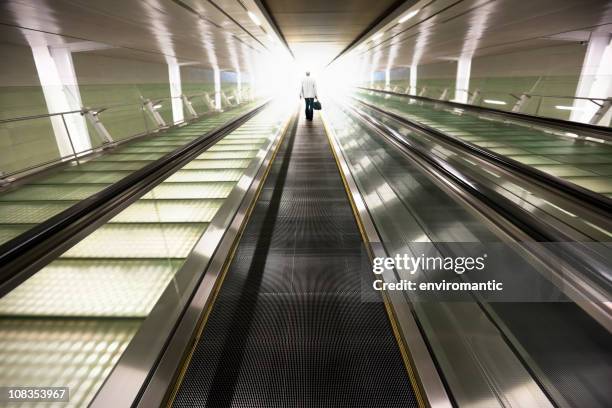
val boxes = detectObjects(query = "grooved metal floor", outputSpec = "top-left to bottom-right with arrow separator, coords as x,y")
172,112 -> 418,407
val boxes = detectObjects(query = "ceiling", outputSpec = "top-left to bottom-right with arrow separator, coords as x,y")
0,0 -> 611,74
262,0 -> 409,69
0,0 -> 283,72
342,0 -> 612,71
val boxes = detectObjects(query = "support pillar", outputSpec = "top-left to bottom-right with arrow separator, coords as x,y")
31,45 -> 91,157
409,64 -> 417,95
236,71 -> 242,104
214,68 -> 222,110
385,68 -> 391,89
455,56 -> 471,104
167,59 -> 184,124
571,31 -> 612,123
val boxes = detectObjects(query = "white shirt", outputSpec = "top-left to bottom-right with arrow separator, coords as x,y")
300,76 -> 317,98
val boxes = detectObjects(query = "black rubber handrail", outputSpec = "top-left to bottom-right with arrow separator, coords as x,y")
354,97 -> 612,217
0,101 -> 269,297
358,87 -> 612,140
347,103 -> 612,294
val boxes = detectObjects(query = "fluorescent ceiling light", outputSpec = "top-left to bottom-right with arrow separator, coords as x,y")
248,11 -> 261,26
153,104 -> 162,110
483,99 -> 506,105
555,105 -> 581,111
399,9 -> 419,23
373,32 -> 383,41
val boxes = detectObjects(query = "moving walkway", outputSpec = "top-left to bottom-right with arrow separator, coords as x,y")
0,97 -> 610,408
169,112 -> 421,407
323,99 -> 612,408
0,102 -> 257,246
0,100 -> 285,406
355,88 -> 612,197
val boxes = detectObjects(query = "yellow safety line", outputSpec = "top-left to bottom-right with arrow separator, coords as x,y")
165,109 -> 298,407
320,110 -> 427,408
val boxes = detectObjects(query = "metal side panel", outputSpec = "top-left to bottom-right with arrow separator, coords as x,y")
88,101 -> 296,408
322,102 -> 556,408
321,109 -> 453,408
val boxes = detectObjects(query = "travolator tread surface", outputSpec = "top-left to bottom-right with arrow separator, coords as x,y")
172,112 -> 418,407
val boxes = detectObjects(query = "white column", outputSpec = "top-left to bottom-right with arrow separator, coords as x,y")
249,71 -> 256,99
236,70 -> 242,103
31,45 -> 91,156
168,59 -> 184,124
571,32 -> 612,123
455,56 -> 471,104
409,64 -> 417,95
214,68 -> 222,110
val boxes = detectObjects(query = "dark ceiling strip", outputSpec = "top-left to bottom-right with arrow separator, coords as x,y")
172,0 -> 268,52
206,0 -> 269,49
253,0 -> 296,59
438,0 -> 495,24
328,0 -> 418,66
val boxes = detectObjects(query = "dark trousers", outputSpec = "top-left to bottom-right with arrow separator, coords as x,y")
304,98 -> 314,120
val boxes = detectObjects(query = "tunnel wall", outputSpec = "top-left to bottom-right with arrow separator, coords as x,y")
374,43 -> 586,121
182,66 -> 216,114
0,42 -> 244,176
0,43 -> 60,175
470,44 -> 585,119
73,53 -> 170,140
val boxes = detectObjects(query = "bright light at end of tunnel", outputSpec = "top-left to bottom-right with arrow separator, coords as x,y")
398,9 -> 419,23
248,11 -> 261,26
483,99 -> 507,105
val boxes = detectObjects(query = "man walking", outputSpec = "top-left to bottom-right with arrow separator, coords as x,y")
300,71 -> 317,121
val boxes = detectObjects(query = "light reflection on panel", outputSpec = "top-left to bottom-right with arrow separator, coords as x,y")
62,223 -> 207,258
32,172 -> 132,185
93,153 -> 165,162
182,159 -> 252,169
208,143 -> 264,151
0,185 -> 106,201
164,169 -> 245,182
0,319 -> 139,408
109,200 -> 222,223
196,150 -> 259,160
141,182 -> 236,199
0,260 -> 181,317
217,138 -> 269,145
0,203 -> 73,223
64,161 -> 146,172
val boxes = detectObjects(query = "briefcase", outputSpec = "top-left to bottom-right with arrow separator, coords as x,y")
313,100 -> 322,110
